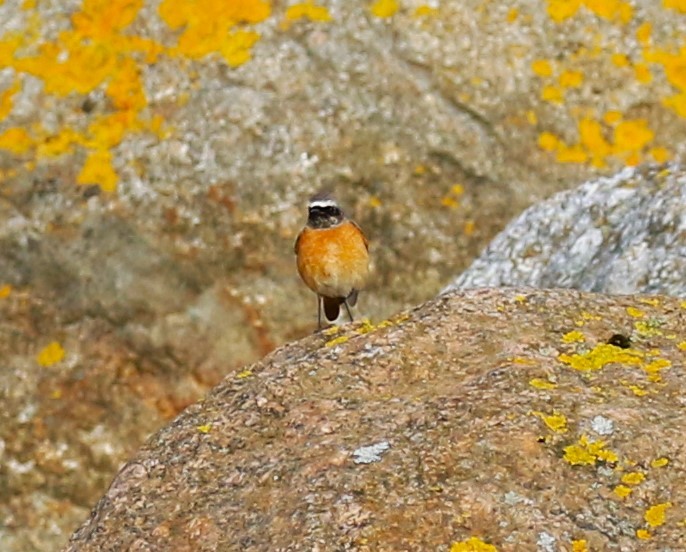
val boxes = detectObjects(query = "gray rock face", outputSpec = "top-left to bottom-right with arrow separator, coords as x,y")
65,288 -> 686,551
446,165 -> 686,297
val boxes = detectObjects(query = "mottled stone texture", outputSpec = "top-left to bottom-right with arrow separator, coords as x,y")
67,289 -> 686,551
447,165 -> 686,297
3,0 -> 686,549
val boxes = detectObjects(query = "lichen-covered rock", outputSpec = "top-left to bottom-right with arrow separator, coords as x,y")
446,165 -> 686,297
67,289 -> 686,551
3,1 -> 686,550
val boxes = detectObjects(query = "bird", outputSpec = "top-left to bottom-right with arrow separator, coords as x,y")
294,191 -> 370,329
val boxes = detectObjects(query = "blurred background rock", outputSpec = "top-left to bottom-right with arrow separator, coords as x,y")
1,0 -> 686,549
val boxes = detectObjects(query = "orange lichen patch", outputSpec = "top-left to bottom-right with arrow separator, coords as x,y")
463,220 -> 476,236
645,502 -> 672,527
370,0 -> 399,18
285,2 -> 332,23
564,435 -> 618,465
562,330 -> 585,344
621,471 -> 645,485
37,341 -> 66,367
159,0 -> 270,60
532,410 -> 568,433
650,457 -> 669,468
559,343 -> 644,372
450,537 -> 498,552
0,284 -> 12,298
529,378 -> 557,390
614,484 -> 633,498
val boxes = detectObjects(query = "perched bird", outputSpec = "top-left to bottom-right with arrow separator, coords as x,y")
294,191 -> 370,328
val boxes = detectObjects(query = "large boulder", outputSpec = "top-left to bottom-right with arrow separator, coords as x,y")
2,1 -> 686,549
66,288 -> 686,551
446,164 -> 686,297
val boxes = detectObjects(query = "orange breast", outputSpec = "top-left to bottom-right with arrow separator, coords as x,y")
296,221 -> 369,298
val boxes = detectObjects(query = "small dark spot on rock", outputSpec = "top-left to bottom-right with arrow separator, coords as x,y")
82,185 -> 101,199
607,333 -> 631,349
82,97 -> 97,113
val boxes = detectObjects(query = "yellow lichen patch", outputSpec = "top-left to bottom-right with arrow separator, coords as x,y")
563,435 -> 618,466
323,325 -> 341,336
677,341 -> 686,351
532,59 -> 554,77
0,127 -> 33,154
538,131 -> 560,152
621,471 -> 645,485
285,2 -> 332,23
37,341 -> 65,367
636,529 -> 651,540
636,22 -> 652,44
664,0 -> 686,12
626,384 -> 649,396
643,357 -> 671,382
541,84 -> 564,103
0,284 -> 11,299
562,330 -> 585,343
645,502 -> 672,527
354,319 -> 377,335
414,5 -> 438,17
559,343 -> 644,372
571,539 -> 588,552
546,0 -> 582,22
614,484 -> 633,499
559,69 -> 584,88
325,335 -> 350,347
236,369 -> 253,379
369,196 -> 382,208
0,78 -> 21,121
626,307 -> 646,321
532,411 -> 568,433
197,423 -> 212,433
370,0 -> 399,18
77,148 -> 118,193
634,320 -> 663,337
450,537 -> 498,552
650,457 -> 669,468
529,378 -> 558,390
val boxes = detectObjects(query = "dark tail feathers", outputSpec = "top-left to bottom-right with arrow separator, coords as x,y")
322,290 -> 358,322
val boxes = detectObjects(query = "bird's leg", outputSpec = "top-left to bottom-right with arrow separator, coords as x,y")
343,298 -> 354,323
317,295 -> 322,330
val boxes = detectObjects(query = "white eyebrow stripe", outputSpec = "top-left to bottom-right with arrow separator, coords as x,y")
309,199 -> 339,209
